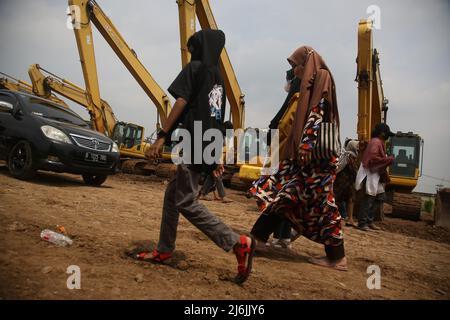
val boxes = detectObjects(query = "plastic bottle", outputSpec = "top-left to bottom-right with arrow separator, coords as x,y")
40,229 -> 73,247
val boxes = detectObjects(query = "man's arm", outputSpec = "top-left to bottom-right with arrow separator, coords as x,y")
367,141 -> 394,173
145,97 -> 187,160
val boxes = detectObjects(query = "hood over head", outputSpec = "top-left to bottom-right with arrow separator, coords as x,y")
187,29 -> 225,66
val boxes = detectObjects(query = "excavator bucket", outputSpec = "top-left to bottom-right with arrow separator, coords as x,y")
435,188 -> 450,229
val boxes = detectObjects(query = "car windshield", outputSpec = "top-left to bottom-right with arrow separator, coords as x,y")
25,97 -> 89,127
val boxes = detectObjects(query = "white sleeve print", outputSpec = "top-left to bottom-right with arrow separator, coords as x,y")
208,84 -> 223,120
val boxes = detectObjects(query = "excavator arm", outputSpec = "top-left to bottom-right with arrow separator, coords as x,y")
356,19 -> 386,142
67,1 -> 116,134
356,19 -> 390,143
28,64 -> 117,134
68,0 -> 171,127
0,71 -> 69,108
0,72 -> 33,94
177,0 -> 245,130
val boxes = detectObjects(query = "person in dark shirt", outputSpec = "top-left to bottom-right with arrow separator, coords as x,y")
141,29 -> 255,284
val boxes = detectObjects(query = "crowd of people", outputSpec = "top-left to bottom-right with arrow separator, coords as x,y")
137,29 -> 395,284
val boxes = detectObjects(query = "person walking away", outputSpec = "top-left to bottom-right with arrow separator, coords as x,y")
142,29 -> 255,284
355,123 -> 395,231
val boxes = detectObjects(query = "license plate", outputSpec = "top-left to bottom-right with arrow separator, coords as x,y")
85,152 -> 107,163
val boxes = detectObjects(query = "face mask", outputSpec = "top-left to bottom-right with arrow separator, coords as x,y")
286,68 -> 295,81
284,68 -> 295,92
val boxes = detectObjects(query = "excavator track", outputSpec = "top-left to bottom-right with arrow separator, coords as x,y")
391,192 -> 422,221
121,159 -> 155,176
154,163 -> 177,179
230,172 -> 252,191
120,159 -> 176,178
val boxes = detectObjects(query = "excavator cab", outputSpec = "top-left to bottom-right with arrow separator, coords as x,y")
384,132 -> 424,220
387,132 -> 423,192
112,122 -> 147,158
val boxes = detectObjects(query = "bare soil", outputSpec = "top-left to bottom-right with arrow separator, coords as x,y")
0,165 -> 449,300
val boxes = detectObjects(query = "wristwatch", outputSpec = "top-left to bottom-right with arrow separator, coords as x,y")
157,129 -> 169,141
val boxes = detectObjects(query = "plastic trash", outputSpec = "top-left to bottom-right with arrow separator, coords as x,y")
40,229 -> 73,247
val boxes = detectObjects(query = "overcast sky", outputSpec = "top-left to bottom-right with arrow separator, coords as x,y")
0,0 -> 449,193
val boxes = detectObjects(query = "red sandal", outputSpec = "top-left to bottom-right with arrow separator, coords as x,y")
233,234 -> 256,284
135,249 -> 172,264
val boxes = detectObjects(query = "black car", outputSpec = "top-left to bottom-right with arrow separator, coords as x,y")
0,90 -> 120,186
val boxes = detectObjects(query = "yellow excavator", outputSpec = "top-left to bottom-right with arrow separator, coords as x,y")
65,0 -> 281,182
0,71 -> 69,108
177,0 -> 269,188
356,19 -> 424,220
28,63 -> 154,174
67,0 -> 176,175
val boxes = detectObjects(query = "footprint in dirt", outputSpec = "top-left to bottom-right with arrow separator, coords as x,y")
254,246 -> 309,263
124,240 -> 190,271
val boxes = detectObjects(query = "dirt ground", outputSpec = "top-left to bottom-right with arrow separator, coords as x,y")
1,164 -> 449,300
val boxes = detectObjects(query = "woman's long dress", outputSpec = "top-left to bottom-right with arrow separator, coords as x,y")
248,98 -> 343,246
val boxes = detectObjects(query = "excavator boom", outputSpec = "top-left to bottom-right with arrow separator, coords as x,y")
68,1 -> 106,133
28,64 -> 117,134
69,0 -> 171,127
0,71 -> 69,108
356,19 -> 384,142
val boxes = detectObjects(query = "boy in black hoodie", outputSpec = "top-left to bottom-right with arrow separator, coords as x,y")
143,29 -> 255,284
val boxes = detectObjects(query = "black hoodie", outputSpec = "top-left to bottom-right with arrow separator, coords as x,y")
168,29 -> 226,173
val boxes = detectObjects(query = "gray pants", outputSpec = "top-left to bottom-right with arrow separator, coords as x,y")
157,164 -> 240,253
200,175 -> 226,198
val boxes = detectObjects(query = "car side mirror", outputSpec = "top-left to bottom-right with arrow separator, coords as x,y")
0,101 -> 14,113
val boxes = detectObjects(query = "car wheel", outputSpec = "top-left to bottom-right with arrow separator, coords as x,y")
82,174 -> 107,186
7,140 -> 36,180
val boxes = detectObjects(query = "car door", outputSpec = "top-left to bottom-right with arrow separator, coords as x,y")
0,92 -> 18,158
